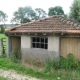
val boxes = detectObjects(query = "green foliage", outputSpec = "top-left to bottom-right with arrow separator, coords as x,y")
44,57 -> 52,72
61,53 -> 79,69
69,0 -> 80,22
35,8 -> 47,20
10,48 -> 21,63
0,10 -> 8,24
0,57 -> 49,79
11,6 -> 35,24
48,6 -> 64,16
0,76 -> 8,80
64,14 -> 69,18
0,34 -> 6,51
0,53 -> 6,58
0,57 -> 80,79
44,53 -> 80,72
11,6 -> 47,24
52,56 -> 64,69
0,25 -> 5,33
0,33 -> 6,38
21,18 -> 31,23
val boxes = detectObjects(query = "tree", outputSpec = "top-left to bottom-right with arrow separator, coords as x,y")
0,10 -> 8,25
11,6 -> 35,24
0,25 -> 4,33
69,0 -> 80,22
34,8 -> 47,20
64,14 -> 69,18
48,6 -> 64,16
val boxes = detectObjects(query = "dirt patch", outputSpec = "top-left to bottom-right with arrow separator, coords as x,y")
0,69 -> 40,80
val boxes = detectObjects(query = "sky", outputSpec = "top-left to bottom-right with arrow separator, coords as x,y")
0,0 -> 73,24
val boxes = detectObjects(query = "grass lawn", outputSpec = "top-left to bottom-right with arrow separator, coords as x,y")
0,57 -> 80,80
0,33 -> 6,38
0,33 -> 6,46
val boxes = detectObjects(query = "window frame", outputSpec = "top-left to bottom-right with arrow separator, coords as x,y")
31,36 -> 48,49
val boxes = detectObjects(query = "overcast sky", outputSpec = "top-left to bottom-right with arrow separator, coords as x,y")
0,0 -> 73,23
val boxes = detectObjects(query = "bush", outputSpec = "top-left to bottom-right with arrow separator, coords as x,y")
44,57 -> 52,72
44,53 -> 80,72
61,53 -> 79,69
52,56 -> 65,69
10,48 -> 21,63
1,53 -> 6,58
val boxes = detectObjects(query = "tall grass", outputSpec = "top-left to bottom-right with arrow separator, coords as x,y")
0,54 -> 80,80
44,53 -> 80,72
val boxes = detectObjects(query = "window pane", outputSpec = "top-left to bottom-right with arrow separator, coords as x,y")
37,37 -> 39,42
41,43 -> 44,48
45,38 -> 48,43
41,38 -> 44,43
45,44 -> 48,49
36,43 -> 40,48
32,43 -> 36,48
32,37 -> 36,42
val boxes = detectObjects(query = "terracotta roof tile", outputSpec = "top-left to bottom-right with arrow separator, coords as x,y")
6,15 -> 80,34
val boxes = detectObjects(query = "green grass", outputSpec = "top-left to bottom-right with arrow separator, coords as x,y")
0,34 -> 80,79
0,76 -> 8,80
0,33 -> 6,38
0,57 -> 80,80
0,33 -> 6,47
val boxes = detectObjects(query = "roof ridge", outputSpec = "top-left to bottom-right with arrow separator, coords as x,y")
21,17 -> 50,26
21,15 -> 62,26
58,16 -> 80,28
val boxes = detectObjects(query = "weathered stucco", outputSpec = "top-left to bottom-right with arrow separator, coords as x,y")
48,36 -> 60,53
21,36 -> 31,48
6,35 -> 60,62
21,36 -> 60,62
21,48 -> 59,62
48,36 -> 60,58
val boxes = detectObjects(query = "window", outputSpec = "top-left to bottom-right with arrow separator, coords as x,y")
32,37 -> 48,49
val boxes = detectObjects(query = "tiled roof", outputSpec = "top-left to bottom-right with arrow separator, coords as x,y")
6,15 -> 80,34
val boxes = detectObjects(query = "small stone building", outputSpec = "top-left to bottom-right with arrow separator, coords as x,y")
5,15 -> 80,61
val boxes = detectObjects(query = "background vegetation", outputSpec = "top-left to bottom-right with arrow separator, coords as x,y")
69,0 -> 80,22
0,0 -> 79,24
0,53 -> 80,80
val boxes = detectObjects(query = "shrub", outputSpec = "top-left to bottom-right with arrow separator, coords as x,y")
10,48 -> 21,63
52,56 -> 65,69
1,53 -> 6,58
62,53 -> 79,69
44,53 -> 80,72
44,57 -> 52,72
55,53 -> 79,70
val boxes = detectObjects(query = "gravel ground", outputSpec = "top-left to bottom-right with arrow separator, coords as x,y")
0,69 -> 40,80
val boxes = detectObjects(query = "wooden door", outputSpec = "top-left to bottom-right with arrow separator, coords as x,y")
61,37 -> 80,60
11,36 -> 21,51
